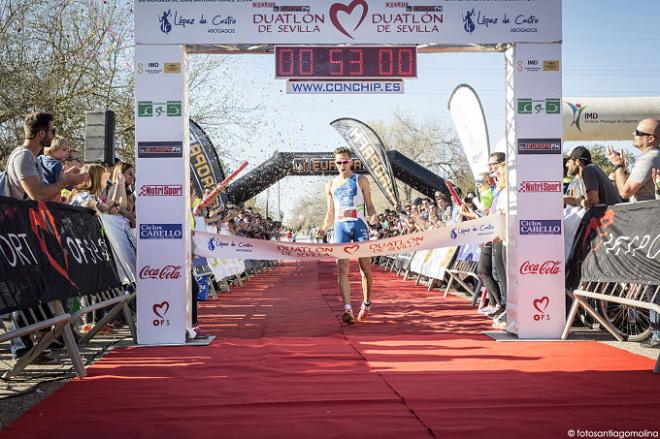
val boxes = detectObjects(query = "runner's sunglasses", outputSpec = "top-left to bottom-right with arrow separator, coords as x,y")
335,160 -> 351,165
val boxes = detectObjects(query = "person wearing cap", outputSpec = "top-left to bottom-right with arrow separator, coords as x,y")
565,146 -> 622,209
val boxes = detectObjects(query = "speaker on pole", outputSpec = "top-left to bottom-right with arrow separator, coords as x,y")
84,110 -> 115,164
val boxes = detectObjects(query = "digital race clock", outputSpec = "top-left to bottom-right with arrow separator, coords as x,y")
275,46 -> 417,79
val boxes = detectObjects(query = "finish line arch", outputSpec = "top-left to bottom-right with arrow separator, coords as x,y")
224,150 -> 451,205
134,1 -> 564,344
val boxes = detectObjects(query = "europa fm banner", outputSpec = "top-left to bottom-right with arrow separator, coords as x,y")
193,214 -> 504,261
135,45 -> 192,345
135,0 -> 561,45
506,43 -> 565,339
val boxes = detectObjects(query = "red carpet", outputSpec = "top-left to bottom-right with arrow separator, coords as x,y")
3,261 -> 659,438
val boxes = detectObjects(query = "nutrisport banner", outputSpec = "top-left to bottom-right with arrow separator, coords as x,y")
0,197 -> 123,315
193,214 -> 503,261
331,118 -> 400,208
568,201 -> 660,286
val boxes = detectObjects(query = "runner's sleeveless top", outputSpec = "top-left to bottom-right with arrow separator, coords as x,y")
331,173 -> 366,223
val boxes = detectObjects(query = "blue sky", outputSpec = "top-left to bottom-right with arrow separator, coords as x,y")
206,0 -> 660,219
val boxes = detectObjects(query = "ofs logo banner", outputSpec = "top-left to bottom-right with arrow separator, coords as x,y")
517,138 -> 561,155
519,220 -> 562,236
137,141 -> 183,159
138,101 -> 182,117
517,98 -> 560,114
287,80 -> 403,94
139,224 -> 183,240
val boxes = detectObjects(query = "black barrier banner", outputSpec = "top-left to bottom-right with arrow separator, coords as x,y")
331,118 -> 400,208
568,200 -> 660,285
189,120 -> 226,217
0,197 -> 123,315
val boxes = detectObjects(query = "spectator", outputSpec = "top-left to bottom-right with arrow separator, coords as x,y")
37,135 -> 68,187
68,164 -> 120,215
608,119 -> 660,202
110,161 -> 136,228
564,146 -> 622,208
607,118 -> 660,349
476,172 -> 493,213
436,193 -> 453,223
4,112 -> 86,201
476,152 -> 506,322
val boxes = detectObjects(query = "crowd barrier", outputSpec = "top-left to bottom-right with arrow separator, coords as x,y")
562,201 -> 659,372
0,197 -> 274,379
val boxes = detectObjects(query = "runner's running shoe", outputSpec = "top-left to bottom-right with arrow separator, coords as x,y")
342,308 -> 355,324
357,302 -> 371,322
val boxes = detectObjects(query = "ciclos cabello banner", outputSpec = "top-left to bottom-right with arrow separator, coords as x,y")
0,197 -> 123,315
193,214 -> 504,261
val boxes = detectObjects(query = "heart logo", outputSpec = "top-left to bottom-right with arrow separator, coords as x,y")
329,0 -> 369,40
343,244 -> 360,255
533,296 -> 549,314
153,301 -> 170,319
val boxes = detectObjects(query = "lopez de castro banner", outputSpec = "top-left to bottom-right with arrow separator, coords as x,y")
190,119 -> 226,217
0,197 -> 122,315
331,118 -> 400,208
567,200 -> 660,286
193,214 -> 503,261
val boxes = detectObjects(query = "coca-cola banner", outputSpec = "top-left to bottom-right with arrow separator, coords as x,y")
193,214 -> 504,261
570,201 -> 660,285
0,197 -> 123,315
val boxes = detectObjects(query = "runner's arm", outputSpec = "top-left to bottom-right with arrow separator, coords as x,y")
320,180 -> 334,233
359,176 -> 378,224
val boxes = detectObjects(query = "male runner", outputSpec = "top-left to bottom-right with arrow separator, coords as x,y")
318,147 -> 378,323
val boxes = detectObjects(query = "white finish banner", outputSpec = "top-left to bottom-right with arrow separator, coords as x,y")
287,80 -> 403,94
448,84 -> 490,180
135,0 -> 561,45
193,215 -> 504,261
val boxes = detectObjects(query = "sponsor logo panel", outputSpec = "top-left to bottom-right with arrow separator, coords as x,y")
138,185 -> 183,197
517,98 -> 560,115
520,260 -> 561,275
137,62 -> 181,75
137,141 -> 183,159
138,101 -> 182,117
140,264 -> 182,280
139,224 -> 183,240
152,301 -> 171,326
533,296 -> 551,321
519,220 -> 562,236
518,181 -> 563,193
517,138 -> 561,155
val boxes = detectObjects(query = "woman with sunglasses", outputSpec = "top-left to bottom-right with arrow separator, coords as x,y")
318,147 -> 378,324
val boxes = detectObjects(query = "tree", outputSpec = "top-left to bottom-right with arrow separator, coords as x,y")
0,1 -> 264,168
